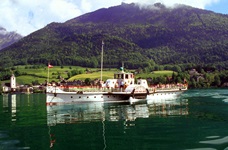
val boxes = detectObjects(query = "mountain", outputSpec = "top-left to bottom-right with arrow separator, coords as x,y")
0,27 -> 23,50
0,3 -> 228,69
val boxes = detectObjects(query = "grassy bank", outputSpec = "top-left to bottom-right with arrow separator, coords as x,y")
5,65 -> 175,85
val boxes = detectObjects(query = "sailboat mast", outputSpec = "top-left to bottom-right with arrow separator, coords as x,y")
101,40 -> 104,81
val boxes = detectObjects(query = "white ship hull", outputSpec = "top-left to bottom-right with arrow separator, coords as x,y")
46,89 -> 186,105
46,92 -> 134,105
148,90 -> 184,99
46,85 -> 149,105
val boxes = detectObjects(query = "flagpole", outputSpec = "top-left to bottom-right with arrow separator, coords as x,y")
48,63 -> 50,84
101,40 -> 104,82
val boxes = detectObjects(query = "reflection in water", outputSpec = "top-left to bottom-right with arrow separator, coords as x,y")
147,98 -> 189,116
185,136 -> 228,150
47,102 -> 105,125
2,94 -> 17,122
1,94 -> 31,150
3,94 -> 9,109
11,94 -> 16,122
47,99 -> 189,126
48,126 -> 56,148
1,89 -> 228,150
47,98 -> 188,149
200,136 -> 228,145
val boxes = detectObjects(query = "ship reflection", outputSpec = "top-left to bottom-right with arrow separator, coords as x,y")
47,98 -> 188,126
47,102 -> 105,126
46,98 -> 188,148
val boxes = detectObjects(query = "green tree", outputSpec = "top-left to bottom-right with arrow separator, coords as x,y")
190,78 -> 197,88
32,80 -> 40,85
213,75 -> 221,87
0,81 -> 2,93
14,70 -> 21,76
85,78 -> 91,85
67,72 -> 71,79
172,65 -> 182,73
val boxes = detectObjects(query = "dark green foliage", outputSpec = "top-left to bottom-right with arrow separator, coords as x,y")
70,69 -> 84,76
0,68 -> 11,80
0,3 -> 228,70
32,80 -> 40,85
85,78 -> 91,85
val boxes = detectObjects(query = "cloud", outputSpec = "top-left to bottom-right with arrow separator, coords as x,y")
0,0 -> 221,36
0,0 -> 82,36
123,0 -> 220,9
81,0 -> 93,12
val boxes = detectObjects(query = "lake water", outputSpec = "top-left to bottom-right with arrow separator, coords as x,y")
0,89 -> 228,150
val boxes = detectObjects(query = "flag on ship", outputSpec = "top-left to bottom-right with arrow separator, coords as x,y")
48,64 -> 53,68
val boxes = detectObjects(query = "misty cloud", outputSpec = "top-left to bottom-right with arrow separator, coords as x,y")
0,0 -> 221,36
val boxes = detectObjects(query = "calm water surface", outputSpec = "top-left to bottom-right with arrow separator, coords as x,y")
0,89 -> 228,150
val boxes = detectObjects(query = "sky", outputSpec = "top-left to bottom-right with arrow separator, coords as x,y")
0,0 -> 227,36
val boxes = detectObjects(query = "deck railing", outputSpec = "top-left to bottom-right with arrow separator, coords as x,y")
56,84 -> 188,93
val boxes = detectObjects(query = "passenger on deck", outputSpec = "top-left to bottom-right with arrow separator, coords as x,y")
115,82 -> 119,88
120,81 -> 124,88
124,82 -> 127,89
120,81 -> 124,92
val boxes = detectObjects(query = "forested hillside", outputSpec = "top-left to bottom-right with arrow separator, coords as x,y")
0,3 -> 228,69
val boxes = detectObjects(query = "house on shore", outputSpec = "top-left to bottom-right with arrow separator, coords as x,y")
2,74 -> 17,93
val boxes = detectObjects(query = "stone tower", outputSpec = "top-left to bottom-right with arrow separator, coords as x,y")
10,74 -> 16,91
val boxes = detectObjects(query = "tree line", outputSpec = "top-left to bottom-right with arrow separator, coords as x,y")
0,64 -> 227,94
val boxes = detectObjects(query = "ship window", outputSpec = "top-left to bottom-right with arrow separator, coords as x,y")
71,96 -> 73,98
87,96 -> 89,98
94,96 -> 96,98
79,96 -> 81,98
